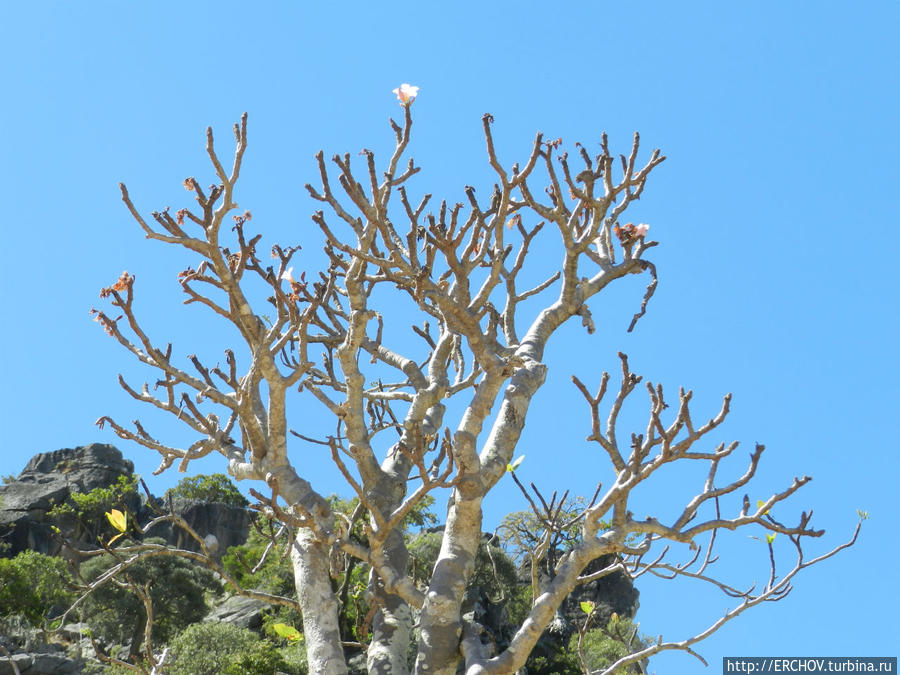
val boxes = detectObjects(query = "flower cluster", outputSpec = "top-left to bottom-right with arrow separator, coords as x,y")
99,271 -> 134,298
392,83 -> 419,105
280,266 -> 308,303
90,308 -> 121,336
613,222 -> 650,246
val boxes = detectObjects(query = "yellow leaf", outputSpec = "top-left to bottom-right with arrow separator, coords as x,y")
106,509 -> 127,533
507,455 -> 525,473
272,622 -> 302,643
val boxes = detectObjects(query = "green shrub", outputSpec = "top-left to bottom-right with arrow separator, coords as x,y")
0,550 -> 75,627
165,474 -> 248,507
223,521 -> 295,596
569,616 -> 649,674
223,639 -> 289,675
80,539 -> 221,651
276,640 -> 309,675
168,621 -> 286,675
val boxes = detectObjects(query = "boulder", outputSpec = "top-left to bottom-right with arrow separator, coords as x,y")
205,595 -> 268,631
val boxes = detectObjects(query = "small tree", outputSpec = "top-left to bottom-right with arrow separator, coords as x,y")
88,88 -> 859,674
165,473 -> 248,507
78,537 -> 221,657
0,550 -> 75,629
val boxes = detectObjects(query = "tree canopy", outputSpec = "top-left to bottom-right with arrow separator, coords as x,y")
82,90 -> 859,674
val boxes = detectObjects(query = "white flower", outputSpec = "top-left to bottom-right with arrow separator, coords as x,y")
634,223 -> 649,237
281,267 -> 295,284
392,83 -> 419,105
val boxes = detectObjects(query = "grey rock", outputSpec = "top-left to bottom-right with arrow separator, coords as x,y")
27,652 -> 83,674
144,499 -> 251,559
0,654 -> 32,675
205,595 -> 268,631
0,651 -> 85,675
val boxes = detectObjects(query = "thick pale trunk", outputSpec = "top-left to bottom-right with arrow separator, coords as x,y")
291,527 -> 348,675
414,493 -> 483,675
367,526 -> 412,674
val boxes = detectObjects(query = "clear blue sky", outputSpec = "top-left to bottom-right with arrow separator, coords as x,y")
1,2 -> 897,671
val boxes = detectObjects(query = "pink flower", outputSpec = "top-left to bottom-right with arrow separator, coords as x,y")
634,223 -> 649,237
392,83 -> 419,105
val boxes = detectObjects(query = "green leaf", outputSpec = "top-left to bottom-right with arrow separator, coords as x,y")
856,509 -> 869,520
765,533 -> 776,544
272,622 -> 302,643
580,600 -> 595,615
756,500 -> 770,515
106,509 -> 127,533
506,455 -> 526,473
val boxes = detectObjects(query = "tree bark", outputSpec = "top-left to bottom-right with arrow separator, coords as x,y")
414,493 -> 483,675
291,527 -> 348,675
366,524 -> 412,674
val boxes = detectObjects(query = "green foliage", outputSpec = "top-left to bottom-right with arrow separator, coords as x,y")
165,473 -> 248,507
168,621 -> 286,675
224,493 -> 438,646
404,494 -> 439,531
49,475 -> 139,542
505,582 -> 533,629
80,538 -> 221,649
570,616 -> 650,674
498,497 -> 586,571
223,520 -> 295,596
223,639 -> 289,675
0,551 -> 75,627
525,647 -> 581,675
276,641 -> 309,675
1,474 -> 15,484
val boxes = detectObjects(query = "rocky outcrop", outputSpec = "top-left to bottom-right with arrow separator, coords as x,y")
0,444 -> 252,560
0,444 -> 135,556
0,651 -> 84,675
0,630 -> 85,675
563,554 -> 639,626
205,595 -> 268,631
147,499 -> 253,558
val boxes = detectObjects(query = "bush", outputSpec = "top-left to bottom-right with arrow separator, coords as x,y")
0,550 -> 75,627
223,521 -> 295,596
168,621 -> 287,675
165,474 -> 248,507
569,616 -> 649,674
80,539 -> 220,650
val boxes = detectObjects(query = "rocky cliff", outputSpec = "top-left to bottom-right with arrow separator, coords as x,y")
0,444 -> 251,559
0,444 -> 135,556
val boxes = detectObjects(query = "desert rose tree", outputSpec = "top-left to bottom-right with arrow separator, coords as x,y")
89,86 -> 859,675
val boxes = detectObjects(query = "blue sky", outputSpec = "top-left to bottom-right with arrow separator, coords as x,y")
1,2 -> 897,671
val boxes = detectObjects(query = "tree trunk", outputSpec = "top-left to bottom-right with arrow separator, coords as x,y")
291,527 -> 348,675
367,525 -> 412,674
414,493 -> 483,675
